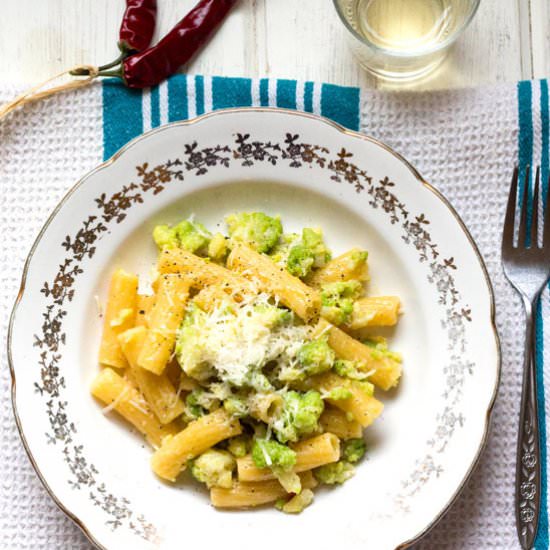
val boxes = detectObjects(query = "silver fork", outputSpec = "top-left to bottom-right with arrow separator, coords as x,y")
502,166 -> 550,549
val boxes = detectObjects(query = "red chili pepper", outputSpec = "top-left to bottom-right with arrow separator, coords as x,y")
119,0 -> 157,53
120,0 -> 238,88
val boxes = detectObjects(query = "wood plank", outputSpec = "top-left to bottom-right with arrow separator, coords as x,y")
0,0 -> 531,91
530,0 -> 550,79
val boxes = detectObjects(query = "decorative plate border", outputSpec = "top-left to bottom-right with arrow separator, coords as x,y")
8,108 -> 501,550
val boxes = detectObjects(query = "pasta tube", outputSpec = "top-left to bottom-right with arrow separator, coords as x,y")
98,269 -> 138,369
210,471 -> 317,508
344,296 -> 400,330
137,274 -> 190,375
307,248 -> 369,287
310,372 -> 383,428
118,326 -> 185,424
157,247 -> 255,296
151,408 -> 242,482
319,406 -> 363,439
313,319 -> 402,391
237,433 -> 340,482
227,243 -> 321,322
135,294 -> 156,328
90,367 -> 177,448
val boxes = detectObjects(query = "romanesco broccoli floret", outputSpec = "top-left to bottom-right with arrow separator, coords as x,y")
185,389 -> 219,419
276,489 -> 314,514
333,359 -> 370,381
252,439 -> 297,471
226,212 -> 282,253
153,219 -> 211,253
269,233 -> 300,265
245,371 -> 274,393
325,387 -> 353,401
207,232 -> 228,262
286,228 -> 331,278
272,390 -> 324,443
175,305 -> 214,381
363,336 -> 403,363
342,438 -> 366,463
190,449 -> 235,488
152,224 -> 179,249
253,304 -> 293,328
227,435 -> 250,458
223,396 -> 249,418
174,219 -> 211,253
320,280 -> 363,325
314,461 -> 355,484
297,339 -> 335,376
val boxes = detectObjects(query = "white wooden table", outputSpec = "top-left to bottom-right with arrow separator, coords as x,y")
0,0 -> 548,90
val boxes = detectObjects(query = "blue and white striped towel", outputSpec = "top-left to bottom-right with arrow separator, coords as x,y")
0,75 -> 549,549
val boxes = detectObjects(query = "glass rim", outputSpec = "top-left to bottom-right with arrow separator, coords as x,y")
332,0 -> 481,59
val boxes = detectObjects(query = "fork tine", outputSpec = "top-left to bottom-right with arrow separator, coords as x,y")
530,166 -> 540,247
517,166 -> 531,247
503,166 -> 519,247
544,174 -> 550,247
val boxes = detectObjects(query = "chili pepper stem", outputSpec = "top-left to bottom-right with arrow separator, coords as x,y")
98,51 -> 128,72
97,68 -> 124,79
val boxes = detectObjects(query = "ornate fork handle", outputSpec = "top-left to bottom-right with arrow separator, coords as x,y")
516,299 -> 541,550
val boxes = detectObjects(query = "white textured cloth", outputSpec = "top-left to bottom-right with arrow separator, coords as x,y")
0,79 -> 544,550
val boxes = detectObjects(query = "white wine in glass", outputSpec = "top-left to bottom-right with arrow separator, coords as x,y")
334,0 -> 480,81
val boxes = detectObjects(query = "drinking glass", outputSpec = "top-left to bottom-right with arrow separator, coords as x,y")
333,0 -> 480,81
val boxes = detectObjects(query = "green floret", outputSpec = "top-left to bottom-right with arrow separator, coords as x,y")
342,439 -> 366,463
356,380 -> 375,397
276,489 -> 314,514
227,435 -> 251,458
270,233 -> 300,264
286,228 -> 331,279
297,339 -> 335,376
190,449 -> 235,489
185,389 -> 219,420
152,224 -> 180,250
254,304 -> 293,328
314,461 -> 355,485
273,390 -> 325,443
320,280 -> 363,325
207,232 -> 228,262
363,336 -> 403,363
226,212 -> 282,253
325,387 -> 352,401
333,359 -> 370,381
252,439 -> 296,471
245,371 -> 274,393
174,219 -> 211,254
223,396 -> 249,418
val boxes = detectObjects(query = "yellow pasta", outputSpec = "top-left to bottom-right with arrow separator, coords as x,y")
344,296 -> 401,330
237,433 -> 340,482
151,408 -> 242,482
306,248 -> 369,287
135,294 -> 156,328
210,471 -> 318,509
98,269 -> 138,369
227,243 -> 321,322
157,247 -> 255,296
90,367 -> 177,447
310,372 -> 383,428
319,406 -> 363,439
118,326 -> 185,424
313,318 -> 402,391
137,274 -> 190,375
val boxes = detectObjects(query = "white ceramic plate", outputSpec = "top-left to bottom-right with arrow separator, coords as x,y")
9,108 -> 499,550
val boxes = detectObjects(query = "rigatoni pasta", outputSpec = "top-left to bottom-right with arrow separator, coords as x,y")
118,326 -> 185,424
138,274 -> 190,375
98,269 -> 138,369
91,367 -> 177,447
93,210 -> 403,514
